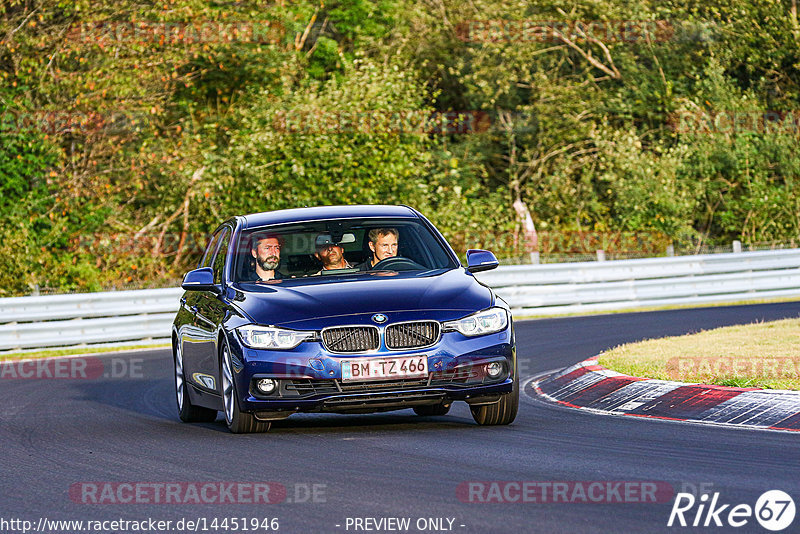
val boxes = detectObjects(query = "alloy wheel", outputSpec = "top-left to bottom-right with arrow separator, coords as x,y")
174,343 -> 185,411
221,346 -> 235,424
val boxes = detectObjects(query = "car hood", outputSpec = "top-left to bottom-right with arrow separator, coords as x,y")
229,269 -> 493,329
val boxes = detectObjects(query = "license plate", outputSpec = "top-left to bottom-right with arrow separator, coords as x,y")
341,355 -> 428,382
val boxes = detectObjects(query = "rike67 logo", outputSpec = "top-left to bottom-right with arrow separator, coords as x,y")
668,490 -> 795,531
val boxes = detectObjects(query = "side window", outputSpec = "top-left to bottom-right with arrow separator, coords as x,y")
200,231 -> 222,268
212,228 -> 231,285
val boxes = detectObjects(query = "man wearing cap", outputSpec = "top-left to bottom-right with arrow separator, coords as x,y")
313,234 -> 352,275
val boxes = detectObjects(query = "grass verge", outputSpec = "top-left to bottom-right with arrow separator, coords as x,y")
597,318 -> 800,390
514,296 -> 800,321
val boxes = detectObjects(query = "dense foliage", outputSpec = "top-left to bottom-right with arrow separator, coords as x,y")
1,0 -> 799,294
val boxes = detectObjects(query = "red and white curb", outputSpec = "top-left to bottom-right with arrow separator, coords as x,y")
530,358 -> 800,432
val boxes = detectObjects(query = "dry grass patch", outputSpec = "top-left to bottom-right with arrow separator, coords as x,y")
598,318 -> 800,390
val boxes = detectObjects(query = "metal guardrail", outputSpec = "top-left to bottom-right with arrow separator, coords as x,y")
0,289 -> 183,352
475,248 -> 800,315
1,249 -> 799,351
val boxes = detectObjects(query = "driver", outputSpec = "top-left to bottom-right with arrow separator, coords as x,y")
312,234 -> 352,275
247,232 -> 284,281
359,227 -> 398,270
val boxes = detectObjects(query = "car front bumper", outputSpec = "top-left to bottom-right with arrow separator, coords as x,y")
226,328 -> 516,416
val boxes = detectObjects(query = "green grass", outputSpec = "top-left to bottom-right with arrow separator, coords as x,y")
598,318 -> 800,390
0,343 -> 170,362
515,296 -> 800,321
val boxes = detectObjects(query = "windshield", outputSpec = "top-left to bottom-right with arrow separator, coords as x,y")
233,217 -> 458,284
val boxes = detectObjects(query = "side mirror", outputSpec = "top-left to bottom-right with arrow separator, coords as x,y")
466,249 -> 499,273
181,267 -> 218,292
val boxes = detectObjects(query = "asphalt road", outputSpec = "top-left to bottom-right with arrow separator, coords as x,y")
2,302 -> 799,534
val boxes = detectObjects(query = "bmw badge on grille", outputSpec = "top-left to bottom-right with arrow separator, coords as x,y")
372,314 -> 387,324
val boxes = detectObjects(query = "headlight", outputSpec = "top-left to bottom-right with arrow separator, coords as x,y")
236,325 -> 315,349
443,307 -> 509,337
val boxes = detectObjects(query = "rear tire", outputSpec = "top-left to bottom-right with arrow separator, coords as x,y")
413,402 -> 451,416
220,342 -> 270,434
174,341 -> 217,423
470,368 -> 518,426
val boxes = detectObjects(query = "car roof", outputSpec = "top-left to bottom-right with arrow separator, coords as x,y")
240,205 -> 420,229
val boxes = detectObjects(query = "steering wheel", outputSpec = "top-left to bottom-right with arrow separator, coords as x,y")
370,256 -> 426,271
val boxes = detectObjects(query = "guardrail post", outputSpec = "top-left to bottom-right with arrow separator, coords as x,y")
596,250 -> 606,262
666,244 -> 674,257
530,251 -> 540,264
733,240 -> 742,253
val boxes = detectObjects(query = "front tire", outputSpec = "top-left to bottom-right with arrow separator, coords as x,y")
470,370 -> 518,426
220,341 -> 270,434
174,341 -> 217,423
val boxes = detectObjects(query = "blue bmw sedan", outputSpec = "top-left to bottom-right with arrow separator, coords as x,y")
172,205 -> 517,433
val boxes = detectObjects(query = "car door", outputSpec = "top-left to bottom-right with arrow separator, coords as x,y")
181,226 -> 230,394
179,228 -> 220,365
190,225 -> 233,393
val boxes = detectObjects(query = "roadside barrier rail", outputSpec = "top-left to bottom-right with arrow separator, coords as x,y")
475,248 -> 800,315
1,249 -> 798,351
